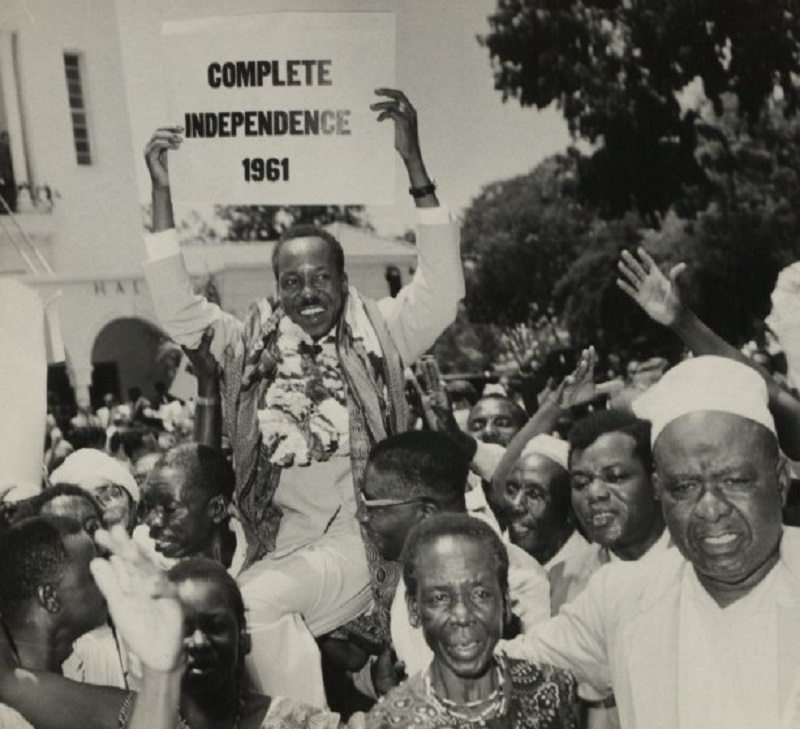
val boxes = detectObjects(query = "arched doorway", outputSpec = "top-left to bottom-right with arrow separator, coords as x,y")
90,317 -> 167,409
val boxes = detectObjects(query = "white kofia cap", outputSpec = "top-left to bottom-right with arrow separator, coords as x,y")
520,434 -> 570,471
632,355 -> 775,446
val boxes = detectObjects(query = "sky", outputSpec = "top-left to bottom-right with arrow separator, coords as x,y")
117,0 -> 571,238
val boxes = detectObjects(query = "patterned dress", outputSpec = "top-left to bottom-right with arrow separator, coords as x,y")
363,655 -> 577,729
261,696 -> 342,728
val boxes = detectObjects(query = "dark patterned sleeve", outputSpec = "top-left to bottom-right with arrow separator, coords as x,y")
555,667 -> 579,729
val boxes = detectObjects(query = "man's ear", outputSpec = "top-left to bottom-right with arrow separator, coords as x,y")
207,495 -> 227,524
418,501 -> 438,520
406,589 -> 421,629
240,627 -> 252,658
37,584 -> 60,614
502,589 -> 513,631
652,471 -> 662,502
777,456 -> 791,507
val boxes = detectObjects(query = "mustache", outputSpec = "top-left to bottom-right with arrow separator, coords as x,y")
297,295 -> 324,306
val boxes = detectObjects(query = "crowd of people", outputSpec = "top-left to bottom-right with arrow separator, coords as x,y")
3,87 -> 800,729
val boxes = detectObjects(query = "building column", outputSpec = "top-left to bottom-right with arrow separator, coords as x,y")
66,357 -> 93,410
0,31 -> 31,205
0,280 -> 46,499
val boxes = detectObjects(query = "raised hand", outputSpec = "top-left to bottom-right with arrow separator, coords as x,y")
504,323 -> 539,373
371,89 -> 422,165
182,326 -> 219,384
413,357 -> 460,436
551,346 -> 597,409
617,248 -> 687,327
143,126 -> 183,190
0,485 -> 20,529
91,526 -> 183,673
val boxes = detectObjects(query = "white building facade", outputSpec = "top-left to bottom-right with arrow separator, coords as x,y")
0,0 -> 415,411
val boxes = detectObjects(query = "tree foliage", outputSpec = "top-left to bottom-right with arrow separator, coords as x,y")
461,153 -> 590,326
558,98 -> 800,350
214,205 -> 371,241
462,96 -> 800,357
481,0 -> 800,217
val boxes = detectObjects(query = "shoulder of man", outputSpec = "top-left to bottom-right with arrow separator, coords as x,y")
592,547 -> 685,617
507,541 -> 548,582
781,526 -> 800,578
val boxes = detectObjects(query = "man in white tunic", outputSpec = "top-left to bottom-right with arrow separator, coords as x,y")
141,90 -> 463,706
505,356 -> 800,729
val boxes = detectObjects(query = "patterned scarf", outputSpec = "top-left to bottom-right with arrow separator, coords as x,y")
222,288 -> 409,644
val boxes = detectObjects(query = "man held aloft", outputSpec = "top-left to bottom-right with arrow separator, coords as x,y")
142,88 -> 463,705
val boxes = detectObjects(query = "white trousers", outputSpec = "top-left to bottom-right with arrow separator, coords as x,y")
238,531 -> 372,708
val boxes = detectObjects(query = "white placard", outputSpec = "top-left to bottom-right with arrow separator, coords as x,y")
162,13 -> 396,205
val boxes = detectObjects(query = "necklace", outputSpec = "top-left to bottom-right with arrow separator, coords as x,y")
424,655 -> 509,724
257,316 -> 349,467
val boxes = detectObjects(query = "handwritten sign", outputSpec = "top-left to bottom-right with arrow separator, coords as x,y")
162,13 -> 396,205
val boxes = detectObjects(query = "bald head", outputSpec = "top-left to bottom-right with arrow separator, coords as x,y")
467,396 -> 527,447
497,451 -> 572,564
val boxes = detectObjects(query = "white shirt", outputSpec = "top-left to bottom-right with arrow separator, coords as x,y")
0,704 -> 33,729
767,260 -> 800,390
544,529 -> 592,573
505,527 -> 800,729
548,528 -> 670,616
62,624 -> 136,690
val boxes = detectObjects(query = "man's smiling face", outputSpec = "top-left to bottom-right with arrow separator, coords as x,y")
276,236 -> 347,340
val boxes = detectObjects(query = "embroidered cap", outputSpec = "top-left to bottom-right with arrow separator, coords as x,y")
520,434 -> 569,471
632,355 -> 775,446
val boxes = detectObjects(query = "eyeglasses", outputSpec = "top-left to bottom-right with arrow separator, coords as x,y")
93,483 -> 127,504
359,492 -> 430,511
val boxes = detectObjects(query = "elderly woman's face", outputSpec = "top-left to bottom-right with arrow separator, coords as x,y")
408,535 -> 505,681
90,481 -> 134,531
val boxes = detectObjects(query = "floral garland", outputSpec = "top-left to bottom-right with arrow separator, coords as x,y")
256,316 -> 349,467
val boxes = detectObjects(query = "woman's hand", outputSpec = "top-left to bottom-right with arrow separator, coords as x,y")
91,526 -> 183,673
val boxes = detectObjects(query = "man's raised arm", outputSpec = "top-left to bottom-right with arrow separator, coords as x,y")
142,127 -> 243,361
371,89 -> 464,365
617,248 -> 800,460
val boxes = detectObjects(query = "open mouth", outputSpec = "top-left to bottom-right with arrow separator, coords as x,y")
186,660 -> 217,677
154,537 -> 179,556
509,521 -> 534,537
699,532 -> 742,554
299,305 -> 326,322
102,508 -> 127,526
446,639 -> 483,660
589,510 -> 616,529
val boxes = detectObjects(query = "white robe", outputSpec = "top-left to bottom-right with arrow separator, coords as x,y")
505,526 -> 800,729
